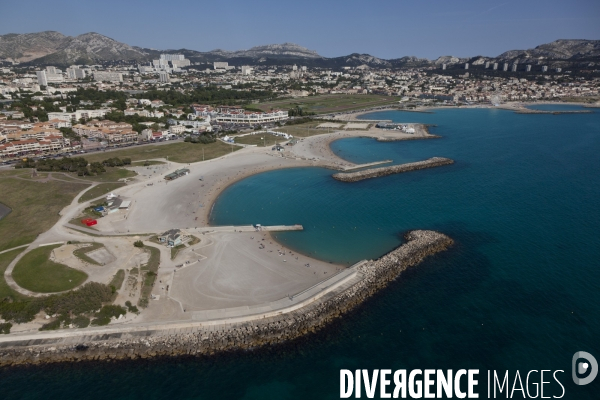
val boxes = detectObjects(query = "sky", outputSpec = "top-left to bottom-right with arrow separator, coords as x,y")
1,0 -> 599,59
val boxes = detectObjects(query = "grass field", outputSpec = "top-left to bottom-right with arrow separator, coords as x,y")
83,141 -> 240,164
132,160 -> 166,166
79,168 -> 137,183
232,133 -> 289,147
0,172 -> 87,251
255,94 -> 399,114
12,245 -> 88,293
0,249 -> 28,300
277,121 -> 332,138
73,242 -> 105,265
170,244 -> 185,260
78,182 -> 126,203
109,269 -> 125,291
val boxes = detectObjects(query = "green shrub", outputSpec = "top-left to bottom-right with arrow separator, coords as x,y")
125,301 -> 139,314
0,322 -> 12,334
134,240 -> 144,248
91,316 -> 110,326
39,319 -> 61,331
98,304 -> 126,318
138,297 -> 148,308
0,282 -> 113,324
72,315 -> 90,328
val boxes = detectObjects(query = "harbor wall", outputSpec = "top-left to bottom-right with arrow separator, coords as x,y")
332,157 -> 454,182
0,230 -> 453,367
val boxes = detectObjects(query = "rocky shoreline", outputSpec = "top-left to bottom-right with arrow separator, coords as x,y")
332,157 -> 454,182
513,109 -> 594,115
0,230 -> 453,367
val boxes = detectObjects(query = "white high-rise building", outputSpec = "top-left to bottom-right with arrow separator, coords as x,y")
38,66 -> 64,83
214,62 -> 229,70
36,67 -> 64,86
67,68 -> 77,79
485,61 -> 490,69
511,63 -> 518,72
67,66 -> 86,79
160,54 -> 184,61
241,66 -> 253,75
526,65 -> 532,72
159,71 -> 170,83
493,63 -> 498,70
503,63 -> 509,71
542,66 -> 548,72
464,63 -> 469,70
93,71 -> 123,82
171,59 -> 190,68
36,71 -> 48,86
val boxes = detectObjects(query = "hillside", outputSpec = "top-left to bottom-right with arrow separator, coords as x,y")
1,31 -> 599,69
497,39 -> 600,61
0,32 -> 149,65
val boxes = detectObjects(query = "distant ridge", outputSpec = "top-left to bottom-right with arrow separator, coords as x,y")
0,31 -> 599,69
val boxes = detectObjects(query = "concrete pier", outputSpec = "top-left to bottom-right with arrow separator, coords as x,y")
340,160 -> 393,171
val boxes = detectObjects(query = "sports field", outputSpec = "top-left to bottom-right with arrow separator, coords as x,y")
254,94 -> 399,114
12,244 -> 88,293
232,133 -> 288,147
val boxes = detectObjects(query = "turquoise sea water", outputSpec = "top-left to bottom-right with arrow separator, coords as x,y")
2,109 -> 599,399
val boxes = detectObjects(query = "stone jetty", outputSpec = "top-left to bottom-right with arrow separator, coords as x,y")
0,230 -> 452,367
513,109 -> 594,115
332,157 -> 454,182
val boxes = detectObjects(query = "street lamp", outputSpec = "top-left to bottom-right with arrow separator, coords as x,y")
261,137 -> 264,147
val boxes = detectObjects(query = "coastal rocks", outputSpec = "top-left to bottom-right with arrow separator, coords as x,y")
332,157 -> 454,182
513,109 -> 594,115
376,134 -> 441,142
0,230 -> 453,367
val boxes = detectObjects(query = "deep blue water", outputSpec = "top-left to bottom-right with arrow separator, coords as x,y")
2,109 -> 599,399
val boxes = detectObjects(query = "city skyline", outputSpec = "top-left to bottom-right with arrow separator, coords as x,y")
1,0 -> 599,60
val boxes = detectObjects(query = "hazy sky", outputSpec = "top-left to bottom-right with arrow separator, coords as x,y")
1,0 -> 599,59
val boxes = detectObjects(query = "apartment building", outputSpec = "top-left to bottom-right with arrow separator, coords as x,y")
72,121 -> 137,143
213,106 -> 288,124
47,109 -> 109,122
93,71 -> 123,82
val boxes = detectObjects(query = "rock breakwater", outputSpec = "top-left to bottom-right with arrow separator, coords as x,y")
332,157 -> 454,182
0,230 -> 453,367
514,109 -> 594,115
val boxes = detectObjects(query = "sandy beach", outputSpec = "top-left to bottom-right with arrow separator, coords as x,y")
3,119 -> 446,332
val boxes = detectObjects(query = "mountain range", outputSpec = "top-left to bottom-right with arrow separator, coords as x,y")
1,31 -> 599,69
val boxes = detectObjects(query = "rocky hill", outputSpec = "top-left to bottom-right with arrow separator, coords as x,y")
0,31 -> 69,62
0,31 -> 149,65
497,39 -> 600,61
1,31 -> 598,69
224,43 -> 320,59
